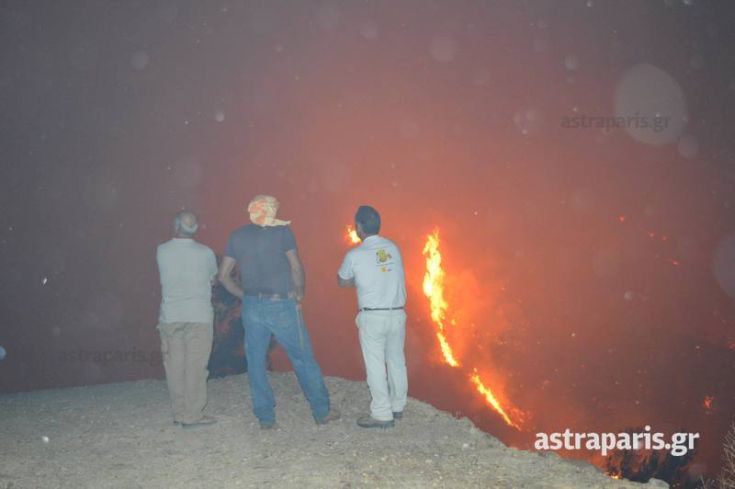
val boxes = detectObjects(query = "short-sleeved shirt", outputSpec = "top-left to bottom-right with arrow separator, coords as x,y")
157,238 -> 217,324
224,224 -> 297,296
338,235 -> 406,310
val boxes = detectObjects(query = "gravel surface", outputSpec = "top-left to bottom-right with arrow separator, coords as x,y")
0,373 -> 669,488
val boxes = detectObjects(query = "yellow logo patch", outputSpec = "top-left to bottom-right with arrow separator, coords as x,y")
376,249 -> 392,263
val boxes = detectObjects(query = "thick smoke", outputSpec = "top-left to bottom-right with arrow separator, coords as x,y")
1,0 -> 734,481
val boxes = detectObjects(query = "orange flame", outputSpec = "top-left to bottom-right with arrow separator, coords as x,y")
421,229 -> 525,430
422,230 -> 459,367
345,225 -> 361,245
436,331 -> 460,368
470,370 -> 522,430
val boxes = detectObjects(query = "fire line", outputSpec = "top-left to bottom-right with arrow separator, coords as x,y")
422,230 -> 460,367
421,229 -> 524,430
470,369 -> 521,430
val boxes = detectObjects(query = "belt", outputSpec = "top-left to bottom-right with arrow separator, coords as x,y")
244,293 -> 289,300
359,306 -> 405,312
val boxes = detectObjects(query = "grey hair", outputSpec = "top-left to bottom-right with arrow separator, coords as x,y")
174,211 -> 199,237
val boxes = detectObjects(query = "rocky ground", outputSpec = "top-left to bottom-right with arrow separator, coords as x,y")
0,373 -> 669,488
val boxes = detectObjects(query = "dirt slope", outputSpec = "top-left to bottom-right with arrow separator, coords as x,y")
0,373 -> 668,488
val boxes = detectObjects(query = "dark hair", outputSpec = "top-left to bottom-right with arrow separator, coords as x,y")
355,205 -> 381,235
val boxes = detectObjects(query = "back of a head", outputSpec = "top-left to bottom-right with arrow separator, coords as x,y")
355,205 -> 381,236
174,211 -> 199,238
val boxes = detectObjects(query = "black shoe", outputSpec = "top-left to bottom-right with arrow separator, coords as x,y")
316,408 -> 341,425
357,414 -> 395,429
392,411 -> 403,420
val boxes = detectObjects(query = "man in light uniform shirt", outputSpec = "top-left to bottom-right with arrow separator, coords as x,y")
157,210 -> 217,428
338,205 -> 407,429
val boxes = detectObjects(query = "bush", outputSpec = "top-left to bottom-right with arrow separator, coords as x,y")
720,423 -> 735,489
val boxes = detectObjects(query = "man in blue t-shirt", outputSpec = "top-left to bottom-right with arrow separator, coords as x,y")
218,195 -> 339,429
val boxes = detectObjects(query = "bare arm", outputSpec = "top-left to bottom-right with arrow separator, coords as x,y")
337,275 -> 355,288
218,256 -> 244,299
285,249 -> 305,302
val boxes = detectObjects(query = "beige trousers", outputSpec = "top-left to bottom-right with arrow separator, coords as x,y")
158,322 -> 213,423
356,310 -> 408,421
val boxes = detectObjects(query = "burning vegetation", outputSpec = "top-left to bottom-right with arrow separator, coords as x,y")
421,230 -> 460,368
605,441 -> 695,487
600,425 -> 720,488
421,229 -> 524,430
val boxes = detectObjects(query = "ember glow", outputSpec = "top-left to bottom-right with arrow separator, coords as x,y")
703,395 -> 714,411
421,229 -> 524,429
345,225 -> 361,245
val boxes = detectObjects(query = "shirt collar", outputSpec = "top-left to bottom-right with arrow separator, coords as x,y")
363,235 -> 380,243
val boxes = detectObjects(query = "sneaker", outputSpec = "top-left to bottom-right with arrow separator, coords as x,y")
392,411 -> 403,420
315,408 -> 341,425
181,415 -> 217,429
357,414 -> 394,429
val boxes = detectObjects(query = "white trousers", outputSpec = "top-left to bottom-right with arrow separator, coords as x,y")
356,310 -> 408,421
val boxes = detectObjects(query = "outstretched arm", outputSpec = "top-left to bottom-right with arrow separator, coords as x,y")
337,252 -> 355,288
218,256 -> 244,299
286,249 -> 305,302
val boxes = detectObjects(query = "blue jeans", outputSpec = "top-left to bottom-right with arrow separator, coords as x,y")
241,296 -> 330,424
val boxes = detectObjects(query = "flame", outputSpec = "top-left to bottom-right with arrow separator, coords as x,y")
436,331 -> 460,368
422,230 -> 459,367
421,229 -> 524,429
470,370 -> 522,430
345,225 -> 361,245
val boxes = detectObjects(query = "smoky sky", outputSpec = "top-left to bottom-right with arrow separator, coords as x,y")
2,0 -> 735,479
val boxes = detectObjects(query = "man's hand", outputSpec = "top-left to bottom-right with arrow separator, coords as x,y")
218,256 -> 244,299
337,275 -> 355,288
289,290 -> 304,304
